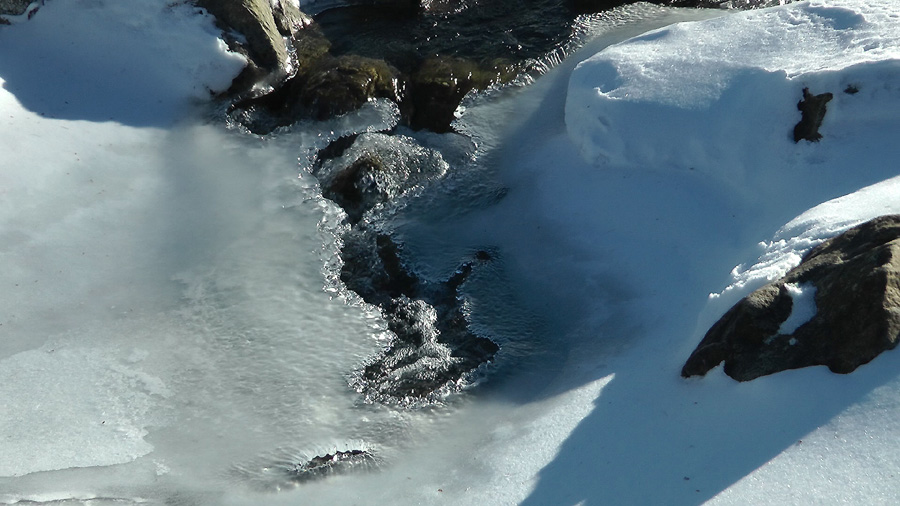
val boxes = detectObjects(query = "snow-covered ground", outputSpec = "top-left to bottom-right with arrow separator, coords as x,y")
2,0 -> 900,504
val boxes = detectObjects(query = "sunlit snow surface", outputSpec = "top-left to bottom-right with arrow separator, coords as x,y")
3,0 -> 900,505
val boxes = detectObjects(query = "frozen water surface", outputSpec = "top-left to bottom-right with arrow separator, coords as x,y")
5,0 -> 900,505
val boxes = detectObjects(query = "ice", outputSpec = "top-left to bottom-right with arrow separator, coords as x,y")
4,0 -> 900,504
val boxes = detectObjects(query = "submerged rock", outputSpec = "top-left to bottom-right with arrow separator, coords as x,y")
683,215 -> 900,381
312,133 -> 498,405
289,449 -> 377,483
313,133 -> 448,223
342,228 -> 498,404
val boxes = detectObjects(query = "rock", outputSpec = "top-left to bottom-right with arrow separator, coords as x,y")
196,0 -> 289,73
289,449 -> 377,483
0,0 -> 31,16
408,57 -> 513,132
313,133 -> 448,224
299,55 -> 404,121
683,215 -> 900,381
229,54 -> 402,132
794,87 -> 833,142
339,225 -> 498,405
271,0 -> 312,38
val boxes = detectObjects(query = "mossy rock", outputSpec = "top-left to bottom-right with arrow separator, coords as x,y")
299,55 -> 403,121
407,56 -> 515,132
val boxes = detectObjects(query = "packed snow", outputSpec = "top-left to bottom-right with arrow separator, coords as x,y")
2,0 -> 900,505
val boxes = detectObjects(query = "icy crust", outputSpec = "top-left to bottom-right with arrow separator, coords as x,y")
0,344 -> 169,477
566,0 -> 900,178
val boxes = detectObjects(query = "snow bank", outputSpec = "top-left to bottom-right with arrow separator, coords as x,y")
567,0 -> 900,194
0,0 -> 245,126
465,1 -> 900,504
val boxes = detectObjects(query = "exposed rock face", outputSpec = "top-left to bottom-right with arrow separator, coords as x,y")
794,87 -> 833,142
683,215 -> 900,381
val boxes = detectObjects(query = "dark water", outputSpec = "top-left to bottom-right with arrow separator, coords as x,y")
313,0 -> 623,72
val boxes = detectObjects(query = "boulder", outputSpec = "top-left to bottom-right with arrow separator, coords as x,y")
299,55 -> 404,121
408,57 -> 513,132
683,215 -> 900,381
229,55 -> 401,132
196,0 -> 289,73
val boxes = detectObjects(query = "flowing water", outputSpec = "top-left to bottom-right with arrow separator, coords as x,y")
0,4 -> 727,504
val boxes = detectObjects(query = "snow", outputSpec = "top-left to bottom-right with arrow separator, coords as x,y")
3,0 -> 900,504
777,282 -> 817,336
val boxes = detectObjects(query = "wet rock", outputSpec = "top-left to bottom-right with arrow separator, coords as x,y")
289,449 -> 377,483
229,54 -> 401,133
794,87 -> 833,142
683,215 -> 900,381
313,133 -> 448,223
196,0 -> 320,94
408,57 -> 514,132
341,228 -> 498,404
299,55 -> 404,121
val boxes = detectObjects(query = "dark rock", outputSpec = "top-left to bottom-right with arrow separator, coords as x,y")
299,55 -> 404,121
289,449 -> 377,483
229,55 -> 401,132
196,0 -> 290,73
313,133 -> 448,224
408,57 -> 513,132
339,225 -> 498,404
793,87 -> 833,143
0,0 -> 31,16
683,215 -> 900,381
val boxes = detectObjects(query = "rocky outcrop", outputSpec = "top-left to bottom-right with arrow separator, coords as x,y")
683,215 -> 900,381
228,52 -> 400,133
794,87 -> 833,142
